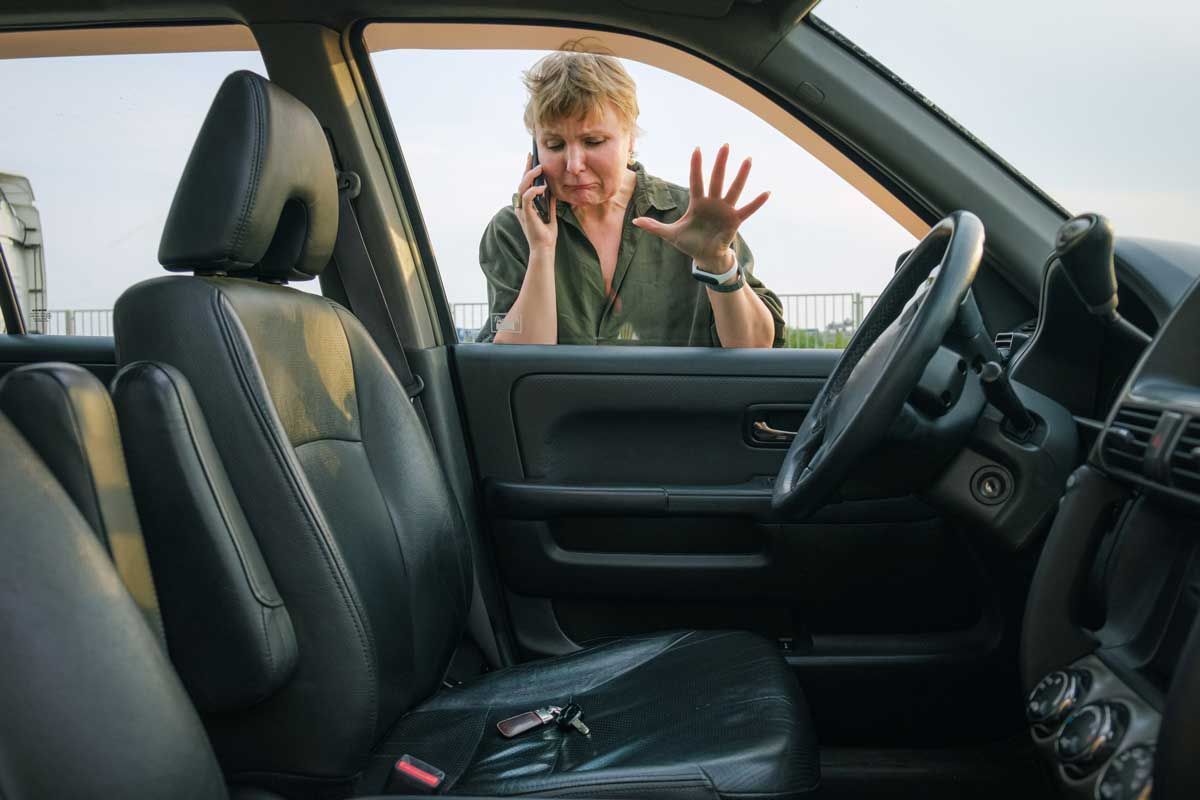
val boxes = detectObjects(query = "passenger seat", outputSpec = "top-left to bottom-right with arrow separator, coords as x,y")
113,71 -> 819,799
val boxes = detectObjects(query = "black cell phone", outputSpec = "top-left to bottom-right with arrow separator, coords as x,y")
530,135 -> 551,224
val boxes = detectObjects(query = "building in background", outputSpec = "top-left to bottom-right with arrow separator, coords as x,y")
0,174 -> 47,332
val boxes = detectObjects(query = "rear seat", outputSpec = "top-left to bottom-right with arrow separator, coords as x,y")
0,363 -> 228,798
0,360 -> 565,799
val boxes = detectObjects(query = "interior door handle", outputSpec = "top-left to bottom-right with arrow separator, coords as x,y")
752,420 -> 797,441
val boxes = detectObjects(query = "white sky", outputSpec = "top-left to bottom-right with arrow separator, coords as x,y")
2,1 -> 1196,312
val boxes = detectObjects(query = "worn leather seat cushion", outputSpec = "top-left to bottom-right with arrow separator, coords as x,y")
362,630 -> 819,799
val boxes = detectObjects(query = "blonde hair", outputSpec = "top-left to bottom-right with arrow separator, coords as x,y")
522,43 -> 640,134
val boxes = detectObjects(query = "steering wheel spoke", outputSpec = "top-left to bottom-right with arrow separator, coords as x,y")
772,211 -> 986,517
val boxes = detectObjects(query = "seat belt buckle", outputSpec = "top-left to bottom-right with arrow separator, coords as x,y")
385,754 -> 445,794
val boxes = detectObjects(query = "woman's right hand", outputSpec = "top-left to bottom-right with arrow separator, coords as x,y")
515,154 -> 557,253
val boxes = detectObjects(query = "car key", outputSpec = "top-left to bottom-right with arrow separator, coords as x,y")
555,703 -> 590,736
496,705 -> 561,738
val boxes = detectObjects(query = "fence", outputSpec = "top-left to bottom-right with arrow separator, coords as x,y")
38,293 -> 881,348
453,292 -> 880,347
32,309 -> 114,336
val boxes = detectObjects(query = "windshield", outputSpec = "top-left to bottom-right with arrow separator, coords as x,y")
814,1 -> 1200,245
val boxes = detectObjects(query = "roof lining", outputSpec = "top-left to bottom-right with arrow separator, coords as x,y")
0,21 -> 255,59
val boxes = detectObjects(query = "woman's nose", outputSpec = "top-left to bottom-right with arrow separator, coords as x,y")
565,145 -> 586,174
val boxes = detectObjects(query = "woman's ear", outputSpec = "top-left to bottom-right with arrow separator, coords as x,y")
626,132 -> 637,166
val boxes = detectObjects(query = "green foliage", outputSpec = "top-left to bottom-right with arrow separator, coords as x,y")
783,327 -> 850,349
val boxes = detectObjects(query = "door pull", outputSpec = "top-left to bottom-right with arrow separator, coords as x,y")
753,421 -> 797,442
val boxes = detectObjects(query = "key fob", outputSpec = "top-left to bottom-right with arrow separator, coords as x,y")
497,707 -> 558,738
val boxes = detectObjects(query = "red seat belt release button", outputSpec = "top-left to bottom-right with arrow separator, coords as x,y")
386,754 -> 445,794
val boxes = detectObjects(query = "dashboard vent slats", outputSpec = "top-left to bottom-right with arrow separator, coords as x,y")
1102,406 -> 1161,472
1169,419 -> 1200,494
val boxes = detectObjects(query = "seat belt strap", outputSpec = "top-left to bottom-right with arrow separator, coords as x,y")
331,169 -> 424,401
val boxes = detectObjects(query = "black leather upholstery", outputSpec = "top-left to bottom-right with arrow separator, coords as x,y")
158,70 -> 336,281
113,360 -> 299,714
0,362 -> 164,644
364,630 -> 819,799
114,71 -> 819,799
117,275 -> 475,793
0,410 -> 228,800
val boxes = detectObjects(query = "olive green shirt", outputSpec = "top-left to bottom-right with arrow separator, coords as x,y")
476,162 -> 786,347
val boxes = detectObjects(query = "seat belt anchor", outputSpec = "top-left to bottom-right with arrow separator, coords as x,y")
405,374 -> 425,400
336,170 -> 362,201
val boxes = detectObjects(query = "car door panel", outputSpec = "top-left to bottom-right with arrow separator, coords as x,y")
454,344 -> 1016,745
0,336 -> 116,382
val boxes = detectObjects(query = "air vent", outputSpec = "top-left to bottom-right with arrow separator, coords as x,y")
994,319 -> 1037,360
1102,406 -> 1162,473
1169,418 -> 1200,494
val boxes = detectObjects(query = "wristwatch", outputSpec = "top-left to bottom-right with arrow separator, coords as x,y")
691,252 -> 744,293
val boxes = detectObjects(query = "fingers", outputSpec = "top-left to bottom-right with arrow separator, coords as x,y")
736,190 -> 771,223
708,143 -> 729,198
689,147 -> 704,198
724,157 -> 752,205
518,154 -> 544,195
631,216 -> 675,242
520,184 -> 549,225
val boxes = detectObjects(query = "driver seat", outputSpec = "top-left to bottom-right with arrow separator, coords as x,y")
113,71 -> 819,799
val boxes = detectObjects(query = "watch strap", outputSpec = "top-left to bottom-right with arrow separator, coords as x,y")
692,252 -> 743,292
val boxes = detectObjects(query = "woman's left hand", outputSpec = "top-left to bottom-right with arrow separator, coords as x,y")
631,144 -> 770,274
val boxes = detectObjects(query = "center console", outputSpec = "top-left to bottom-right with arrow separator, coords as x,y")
1020,258 -> 1200,798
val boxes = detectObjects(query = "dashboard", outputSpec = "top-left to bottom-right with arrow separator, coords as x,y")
1016,232 -> 1200,800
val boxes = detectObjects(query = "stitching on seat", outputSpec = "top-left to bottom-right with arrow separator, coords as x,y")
260,603 -> 275,679
326,305 -> 416,691
212,286 -> 379,742
229,73 -> 265,261
148,361 -> 281,608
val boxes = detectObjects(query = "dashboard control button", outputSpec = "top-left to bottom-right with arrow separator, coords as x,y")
1097,745 -> 1153,800
1056,702 -> 1128,769
1027,669 -> 1091,726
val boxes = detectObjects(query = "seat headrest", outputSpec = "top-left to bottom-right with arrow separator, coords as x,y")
159,71 -> 337,282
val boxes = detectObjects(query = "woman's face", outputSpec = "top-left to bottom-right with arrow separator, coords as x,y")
535,103 -> 634,209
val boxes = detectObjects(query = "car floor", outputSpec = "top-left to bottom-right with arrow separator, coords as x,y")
817,736 -> 1058,799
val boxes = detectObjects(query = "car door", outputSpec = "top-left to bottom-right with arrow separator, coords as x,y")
361,24 -> 1035,747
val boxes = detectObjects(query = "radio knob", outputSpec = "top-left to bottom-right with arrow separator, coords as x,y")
1097,746 -> 1154,800
1027,669 -> 1090,726
1056,702 -> 1128,770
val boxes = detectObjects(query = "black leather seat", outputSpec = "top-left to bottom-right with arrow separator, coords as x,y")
0,364 -> 228,799
114,71 -> 819,799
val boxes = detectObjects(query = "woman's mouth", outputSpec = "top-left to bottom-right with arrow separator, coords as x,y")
564,183 -> 597,191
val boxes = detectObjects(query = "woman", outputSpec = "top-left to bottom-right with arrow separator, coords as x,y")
477,49 -> 784,347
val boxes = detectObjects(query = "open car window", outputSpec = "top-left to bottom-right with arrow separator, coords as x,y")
0,26 -> 284,336
365,25 -> 918,348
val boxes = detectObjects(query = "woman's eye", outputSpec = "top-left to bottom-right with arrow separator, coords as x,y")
586,139 -> 606,146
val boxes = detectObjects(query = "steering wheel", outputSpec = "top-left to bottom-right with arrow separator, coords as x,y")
772,210 -> 986,517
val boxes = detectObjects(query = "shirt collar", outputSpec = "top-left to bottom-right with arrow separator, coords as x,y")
630,161 -> 678,216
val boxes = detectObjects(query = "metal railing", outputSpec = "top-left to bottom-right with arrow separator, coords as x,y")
453,292 -> 880,347
38,293 -> 882,348
32,309 -> 114,336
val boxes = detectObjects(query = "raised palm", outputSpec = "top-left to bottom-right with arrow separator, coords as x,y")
632,144 -> 770,272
